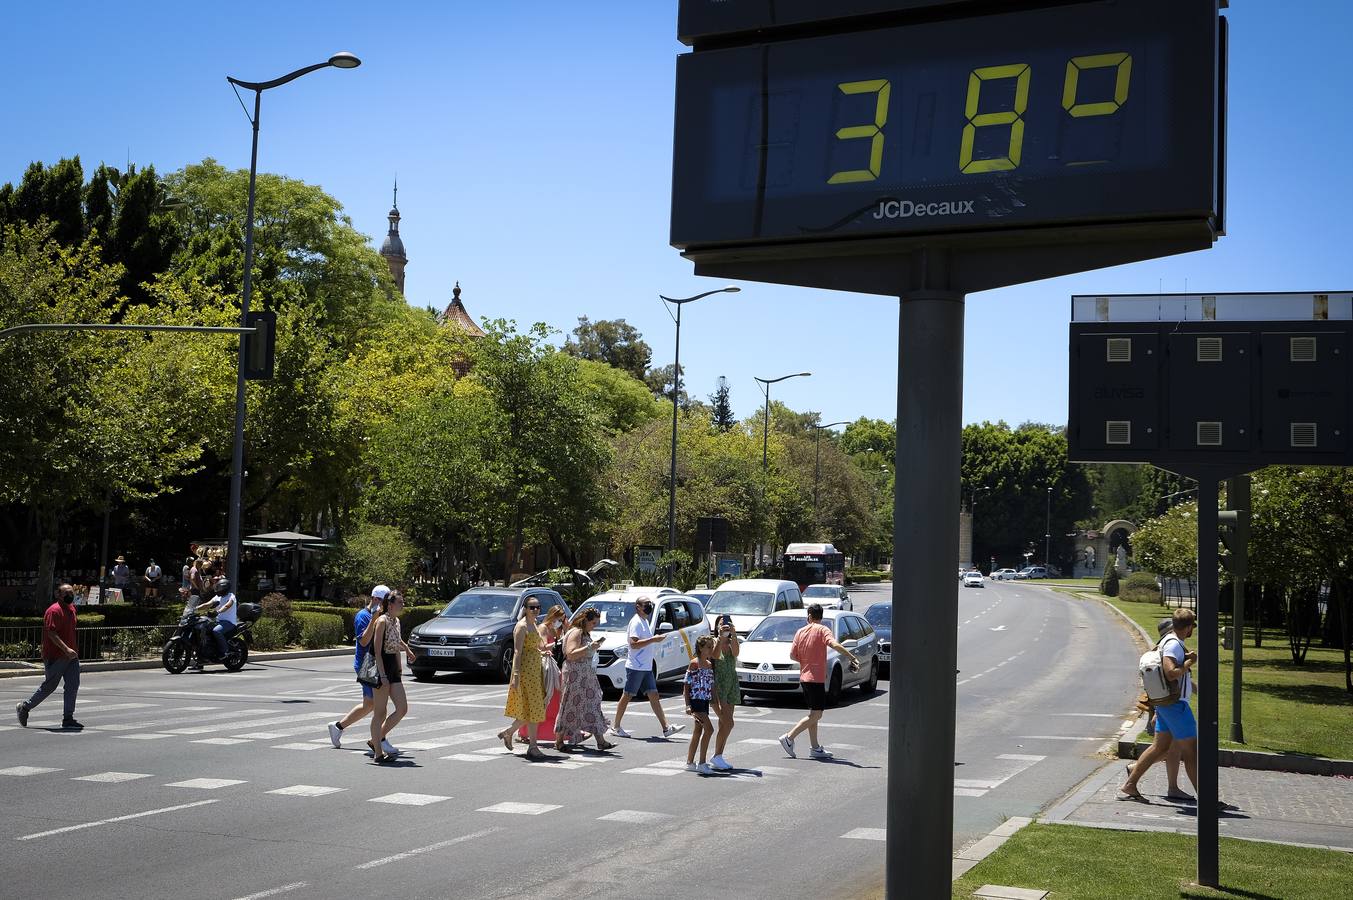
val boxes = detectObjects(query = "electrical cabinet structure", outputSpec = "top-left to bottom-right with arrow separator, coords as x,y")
1068,293 -> 1352,471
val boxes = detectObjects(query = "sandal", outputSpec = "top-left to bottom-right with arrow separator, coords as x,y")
1116,788 -> 1149,803
554,738 -> 567,752
596,740 -> 617,752
525,748 -> 548,761
498,730 -> 514,751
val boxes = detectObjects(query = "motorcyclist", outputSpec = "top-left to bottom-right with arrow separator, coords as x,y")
197,577 -> 239,661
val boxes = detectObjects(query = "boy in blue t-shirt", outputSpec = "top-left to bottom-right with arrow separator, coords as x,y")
328,586 -> 390,748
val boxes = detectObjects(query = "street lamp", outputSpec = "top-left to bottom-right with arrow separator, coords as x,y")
754,372 -> 811,565
1045,485 -> 1053,567
811,419 -> 850,526
223,52 -> 361,593
660,286 -> 740,556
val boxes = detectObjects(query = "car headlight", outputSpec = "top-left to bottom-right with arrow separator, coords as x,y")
611,645 -> 627,658
469,634 -> 500,645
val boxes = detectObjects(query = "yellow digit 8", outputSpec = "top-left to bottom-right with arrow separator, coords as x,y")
959,63 -> 1031,175
828,79 -> 891,185
1063,52 -> 1133,117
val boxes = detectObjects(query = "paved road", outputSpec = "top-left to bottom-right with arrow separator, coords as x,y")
0,581 -> 1138,899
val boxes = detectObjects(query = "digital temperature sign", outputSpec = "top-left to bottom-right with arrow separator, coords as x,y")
671,0 -> 1222,252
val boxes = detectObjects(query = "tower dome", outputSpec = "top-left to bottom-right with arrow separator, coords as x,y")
379,179 -> 407,293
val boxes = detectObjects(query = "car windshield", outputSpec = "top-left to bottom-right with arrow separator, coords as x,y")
803,585 -> 839,598
440,592 -> 517,619
706,590 -> 774,616
747,617 -> 805,642
577,600 -> 637,631
864,605 -> 891,628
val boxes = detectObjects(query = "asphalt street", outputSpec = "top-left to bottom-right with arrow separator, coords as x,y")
0,580 -> 1140,899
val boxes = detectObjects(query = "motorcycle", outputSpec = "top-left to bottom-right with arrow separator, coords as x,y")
161,603 -> 260,673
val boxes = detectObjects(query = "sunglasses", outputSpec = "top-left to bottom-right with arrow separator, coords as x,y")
525,604 -> 540,610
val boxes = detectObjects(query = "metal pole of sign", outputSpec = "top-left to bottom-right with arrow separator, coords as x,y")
1195,474 -> 1221,888
1228,475 -> 1250,743
888,288 -> 964,899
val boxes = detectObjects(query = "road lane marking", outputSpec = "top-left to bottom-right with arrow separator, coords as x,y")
230,882 -> 308,900
17,799 -> 218,841
163,711 -> 339,735
598,810 -> 673,824
354,828 -> 500,869
115,734 -> 175,740
166,778 -> 247,789
439,753 -> 498,762
1050,713 -> 1118,718
477,802 -> 561,815
270,742 -> 324,751
622,766 -> 684,776
267,785 -> 346,797
98,707 -> 275,731
368,792 -> 449,806
1015,735 -> 1107,741
72,772 -> 151,783
841,827 -> 887,841
0,766 -> 62,777
190,738 -> 252,746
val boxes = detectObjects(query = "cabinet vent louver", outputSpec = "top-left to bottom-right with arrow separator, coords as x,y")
1106,421 -> 1132,445
1106,338 -> 1132,363
1290,337 -> 1317,362
1196,337 -> 1223,362
1196,421 -> 1223,446
1291,423 -> 1318,448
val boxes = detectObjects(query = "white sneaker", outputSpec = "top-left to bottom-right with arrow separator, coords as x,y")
685,762 -> 699,772
663,724 -> 685,738
710,755 -> 732,771
610,725 -> 632,738
328,722 -> 343,748
810,745 -> 833,759
779,734 -> 796,758
696,763 -> 715,775
380,739 -> 400,757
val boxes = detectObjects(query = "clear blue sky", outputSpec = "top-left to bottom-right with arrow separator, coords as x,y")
3,1 -> 1345,429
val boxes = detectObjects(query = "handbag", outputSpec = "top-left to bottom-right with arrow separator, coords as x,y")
356,647 -> 380,687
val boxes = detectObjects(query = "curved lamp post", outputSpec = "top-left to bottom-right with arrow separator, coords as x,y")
223,52 -> 360,593
811,419 -> 850,526
754,371 -> 811,565
660,286 -> 740,557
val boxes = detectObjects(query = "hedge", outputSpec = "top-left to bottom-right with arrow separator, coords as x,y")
288,611 -> 346,648
250,618 -> 288,651
1120,572 -> 1162,603
1,614 -> 106,628
400,606 -> 443,634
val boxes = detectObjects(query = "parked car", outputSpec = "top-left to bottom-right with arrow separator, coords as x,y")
684,588 -> 715,608
962,571 -> 985,588
408,587 -> 569,682
1015,566 -> 1048,580
736,608 -> 880,702
990,568 -> 1018,581
574,588 -> 709,696
509,559 -> 620,599
803,583 -> 852,611
702,578 -> 804,637
863,601 -> 891,677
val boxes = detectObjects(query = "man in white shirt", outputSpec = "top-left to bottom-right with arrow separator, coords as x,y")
198,577 -> 239,661
1120,608 -> 1199,802
610,597 -> 683,739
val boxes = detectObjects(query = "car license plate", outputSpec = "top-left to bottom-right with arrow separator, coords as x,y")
879,652 -> 891,662
745,673 -> 783,683
427,647 -> 456,657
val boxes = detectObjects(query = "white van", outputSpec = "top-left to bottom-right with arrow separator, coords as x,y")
573,588 -> 708,694
702,578 -> 804,637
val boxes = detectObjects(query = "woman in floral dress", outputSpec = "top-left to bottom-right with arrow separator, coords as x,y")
554,607 -> 616,751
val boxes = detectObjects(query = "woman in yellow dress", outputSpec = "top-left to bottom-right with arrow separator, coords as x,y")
498,596 -> 548,759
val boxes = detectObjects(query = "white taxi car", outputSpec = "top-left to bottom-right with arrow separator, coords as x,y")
702,578 -> 804,637
574,588 -> 708,695
737,608 -> 880,702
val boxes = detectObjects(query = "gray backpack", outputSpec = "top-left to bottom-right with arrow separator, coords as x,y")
1138,635 -> 1181,706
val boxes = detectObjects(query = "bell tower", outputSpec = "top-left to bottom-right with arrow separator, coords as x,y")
379,179 -> 407,294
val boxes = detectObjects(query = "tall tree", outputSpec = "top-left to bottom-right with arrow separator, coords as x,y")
562,316 -> 652,381
709,376 -> 735,432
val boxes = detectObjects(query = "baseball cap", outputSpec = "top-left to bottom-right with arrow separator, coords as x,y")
371,584 -> 392,600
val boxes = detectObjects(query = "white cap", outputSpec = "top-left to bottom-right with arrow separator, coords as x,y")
371,584 -> 392,600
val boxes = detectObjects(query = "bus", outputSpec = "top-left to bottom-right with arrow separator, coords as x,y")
781,542 -> 845,591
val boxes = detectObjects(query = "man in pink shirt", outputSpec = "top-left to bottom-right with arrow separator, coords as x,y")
780,604 -> 858,759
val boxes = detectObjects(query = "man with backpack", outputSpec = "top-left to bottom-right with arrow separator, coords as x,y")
1120,608 -> 1199,802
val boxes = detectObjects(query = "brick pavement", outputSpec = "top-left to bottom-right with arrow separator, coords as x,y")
1046,759 -> 1353,851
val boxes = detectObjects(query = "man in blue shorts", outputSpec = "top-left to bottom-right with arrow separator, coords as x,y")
328,585 -> 392,752
1120,608 -> 1198,801
610,596 -> 683,739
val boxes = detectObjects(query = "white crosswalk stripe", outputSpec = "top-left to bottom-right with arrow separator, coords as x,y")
369,792 -> 450,806
166,778 -> 248,789
73,771 -> 152,783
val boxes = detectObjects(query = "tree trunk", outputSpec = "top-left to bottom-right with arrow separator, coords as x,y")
34,504 -> 59,614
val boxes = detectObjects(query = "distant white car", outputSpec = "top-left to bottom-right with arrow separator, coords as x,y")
991,568 -> 1017,581
802,583 -> 852,611
962,571 -> 985,588
703,578 -> 804,637
737,608 -> 880,702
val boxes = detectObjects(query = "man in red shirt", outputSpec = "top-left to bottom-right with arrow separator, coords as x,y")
780,604 -> 859,759
16,583 -> 82,730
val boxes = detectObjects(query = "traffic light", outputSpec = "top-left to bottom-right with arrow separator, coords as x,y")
242,310 -> 276,380
1218,508 -> 1248,579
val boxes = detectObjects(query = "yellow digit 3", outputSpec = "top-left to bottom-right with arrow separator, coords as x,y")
959,63 -> 1031,174
828,79 -> 891,185
1063,52 -> 1133,118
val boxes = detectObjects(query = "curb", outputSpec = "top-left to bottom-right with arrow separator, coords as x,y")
0,647 -> 352,678
1117,739 -> 1353,777
952,816 -> 1035,880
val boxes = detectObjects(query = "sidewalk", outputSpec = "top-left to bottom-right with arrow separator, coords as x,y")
1045,758 -> 1353,852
